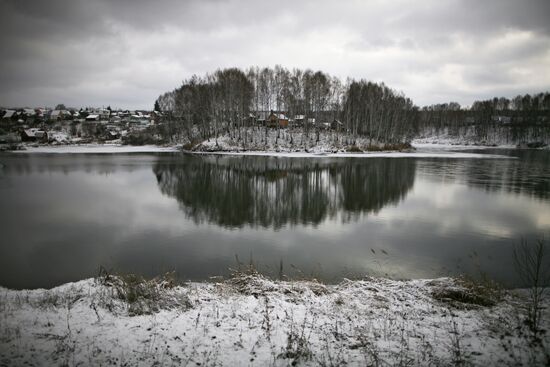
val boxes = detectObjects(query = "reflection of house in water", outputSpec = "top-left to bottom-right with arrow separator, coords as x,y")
153,156 -> 416,228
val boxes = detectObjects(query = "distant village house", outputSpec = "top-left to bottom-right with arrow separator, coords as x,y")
86,114 -> 100,121
21,128 -> 48,142
267,111 -> 289,128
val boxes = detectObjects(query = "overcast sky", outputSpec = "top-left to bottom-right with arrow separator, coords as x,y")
1,0 -> 549,109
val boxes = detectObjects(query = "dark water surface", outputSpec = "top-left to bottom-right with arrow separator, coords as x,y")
1,149 -> 549,289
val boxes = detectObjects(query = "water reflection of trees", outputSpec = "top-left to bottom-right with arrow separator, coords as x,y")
153,155 -> 416,228
418,150 -> 550,200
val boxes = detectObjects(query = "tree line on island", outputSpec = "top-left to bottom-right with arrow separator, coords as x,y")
155,66 -> 416,149
154,66 -> 550,149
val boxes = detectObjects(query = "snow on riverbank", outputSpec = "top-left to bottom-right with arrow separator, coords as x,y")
412,128 -> 549,149
190,150 -> 514,159
1,274 -> 547,366
189,131 -> 516,158
412,137 -> 517,149
4,143 -> 515,159
412,141 -> 517,151
11,144 -> 182,154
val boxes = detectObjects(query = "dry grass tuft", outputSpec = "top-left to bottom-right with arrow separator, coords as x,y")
430,278 -> 499,308
96,269 -> 192,316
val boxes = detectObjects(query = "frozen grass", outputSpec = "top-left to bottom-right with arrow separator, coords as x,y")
1,273 -> 549,366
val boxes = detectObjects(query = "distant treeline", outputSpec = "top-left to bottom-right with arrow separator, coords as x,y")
155,66 -> 550,145
418,92 -> 550,144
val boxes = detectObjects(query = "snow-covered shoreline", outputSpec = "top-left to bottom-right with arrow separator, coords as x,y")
1,141 -> 525,159
186,149 -> 514,159
0,274 -> 548,366
412,141 -> 517,151
8,143 -> 182,154
412,135 -> 548,149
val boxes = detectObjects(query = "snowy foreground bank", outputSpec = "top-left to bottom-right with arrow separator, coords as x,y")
1,274 -> 548,366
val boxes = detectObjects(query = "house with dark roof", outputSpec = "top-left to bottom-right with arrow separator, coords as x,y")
21,128 -> 48,142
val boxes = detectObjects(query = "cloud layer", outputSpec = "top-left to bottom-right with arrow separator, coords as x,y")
1,0 -> 549,109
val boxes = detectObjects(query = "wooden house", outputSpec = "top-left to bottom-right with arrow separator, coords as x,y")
266,111 -> 289,128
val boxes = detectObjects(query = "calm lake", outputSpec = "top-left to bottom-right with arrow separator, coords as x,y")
1,149 -> 549,289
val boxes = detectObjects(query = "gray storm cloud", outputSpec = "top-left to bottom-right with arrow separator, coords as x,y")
0,0 -> 549,109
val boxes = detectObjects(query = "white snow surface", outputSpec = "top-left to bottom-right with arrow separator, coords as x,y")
413,126 -> 549,148
2,127 -> 524,157
0,275 -> 547,366
48,132 -> 70,144
5,142 -> 515,159
412,137 -> 516,150
189,130 -> 514,159
12,144 -> 181,154
193,130 -> 396,155
2,124 -> 527,158
191,150 -> 513,159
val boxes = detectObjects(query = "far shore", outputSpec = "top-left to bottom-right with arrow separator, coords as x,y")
6,143 -> 182,154
0,141 -> 525,159
183,149 -> 513,159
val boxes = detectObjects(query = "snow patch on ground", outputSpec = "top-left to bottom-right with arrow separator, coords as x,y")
413,137 -> 516,149
191,150 -> 514,159
412,141 -> 516,151
190,130 -> 515,158
0,275 -> 547,366
12,144 -> 182,154
193,129 -> 362,154
48,132 -> 70,144
412,126 -> 550,149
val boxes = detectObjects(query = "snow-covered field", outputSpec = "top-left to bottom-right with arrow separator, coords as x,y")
1,274 -> 548,366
